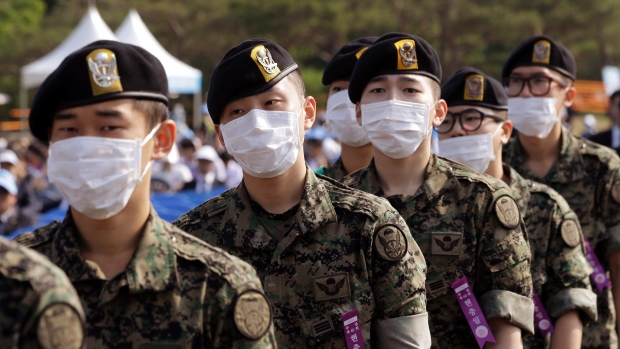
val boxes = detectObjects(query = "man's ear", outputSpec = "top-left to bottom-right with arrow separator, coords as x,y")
431,99 -> 448,127
302,96 -> 317,131
215,125 -> 226,150
151,120 -> 176,161
563,86 -> 576,108
356,103 -> 362,126
501,120 -> 514,144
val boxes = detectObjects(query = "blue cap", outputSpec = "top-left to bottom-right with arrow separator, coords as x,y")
305,125 -> 328,141
0,169 -> 17,195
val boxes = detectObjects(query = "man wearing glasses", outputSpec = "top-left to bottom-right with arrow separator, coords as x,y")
438,67 -> 597,349
502,35 -> 620,349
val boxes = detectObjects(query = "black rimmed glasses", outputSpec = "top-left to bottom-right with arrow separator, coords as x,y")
504,76 -> 567,97
437,109 -> 504,134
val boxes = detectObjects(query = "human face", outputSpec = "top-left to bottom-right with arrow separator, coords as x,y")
0,189 -> 16,215
328,80 -> 350,97
355,74 -> 446,128
197,159 -> 214,175
506,66 -> 575,116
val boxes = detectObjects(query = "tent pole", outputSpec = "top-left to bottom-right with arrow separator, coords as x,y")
193,91 -> 202,132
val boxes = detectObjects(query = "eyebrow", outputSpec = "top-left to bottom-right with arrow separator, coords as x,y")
368,76 -> 387,83
398,76 -> 423,84
53,109 -> 123,121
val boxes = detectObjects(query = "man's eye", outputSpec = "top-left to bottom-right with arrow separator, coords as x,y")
101,126 -> 120,131
265,100 -> 277,106
332,87 -> 343,92
231,109 -> 244,115
403,88 -> 417,93
369,88 -> 384,93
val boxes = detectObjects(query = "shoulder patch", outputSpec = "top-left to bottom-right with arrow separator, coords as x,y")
495,195 -> 520,229
561,220 -> 581,248
374,224 -> 408,261
37,303 -> 84,349
234,290 -> 272,340
612,181 -> 620,204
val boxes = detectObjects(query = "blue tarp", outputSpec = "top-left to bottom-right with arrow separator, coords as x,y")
8,186 -> 229,239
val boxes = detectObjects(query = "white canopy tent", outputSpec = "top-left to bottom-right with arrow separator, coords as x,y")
20,6 -> 117,116
115,9 -> 203,130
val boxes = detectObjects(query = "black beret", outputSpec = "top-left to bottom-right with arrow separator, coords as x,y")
442,67 -> 508,112
30,40 -> 169,142
348,32 -> 442,104
322,37 -> 377,86
502,35 -> 576,81
207,38 -> 298,124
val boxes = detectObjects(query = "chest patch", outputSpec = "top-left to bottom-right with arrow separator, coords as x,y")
431,232 -> 463,256
313,273 -> 350,302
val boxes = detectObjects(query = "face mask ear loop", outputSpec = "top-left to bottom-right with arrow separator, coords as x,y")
489,122 -> 505,161
138,123 -> 162,182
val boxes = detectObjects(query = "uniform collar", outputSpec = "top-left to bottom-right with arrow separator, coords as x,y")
220,167 -> 338,249
51,207 -> 177,293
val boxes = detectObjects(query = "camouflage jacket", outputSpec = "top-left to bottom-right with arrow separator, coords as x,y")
506,164 -> 597,348
317,157 -> 348,181
174,168 -> 428,349
503,129 -> 620,349
15,208 -> 276,349
342,154 -> 534,348
0,236 -> 85,349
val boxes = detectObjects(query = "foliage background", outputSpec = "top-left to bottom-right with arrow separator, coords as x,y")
1,0 -> 620,121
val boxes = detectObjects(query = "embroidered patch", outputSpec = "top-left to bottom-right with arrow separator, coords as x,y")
561,219 -> 581,248
251,45 -> 281,82
532,40 -> 551,64
374,224 -> 408,261
426,277 -> 448,299
431,232 -> 463,256
311,316 -> 335,337
611,181 -> 620,204
394,39 -> 419,70
86,49 -> 123,96
37,303 -> 84,349
464,74 -> 484,101
313,273 -> 350,302
234,290 -> 272,340
495,195 -> 520,229
355,47 -> 369,59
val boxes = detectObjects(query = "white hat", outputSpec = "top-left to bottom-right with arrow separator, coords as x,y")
195,145 -> 220,162
0,150 -> 20,166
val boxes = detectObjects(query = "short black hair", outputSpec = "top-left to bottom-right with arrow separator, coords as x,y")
133,100 -> 168,131
179,138 -> 196,150
611,90 -> 620,102
288,69 -> 306,101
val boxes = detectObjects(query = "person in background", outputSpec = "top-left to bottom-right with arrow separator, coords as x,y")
0,149 -> 41,220
151,143 -> 193,192
194,145 -> 226,193
318,37 -> 376,180
304,125 -> 329,170
438,67 -> 597,349
588,90 -> 620,155
0,169 -> 36,236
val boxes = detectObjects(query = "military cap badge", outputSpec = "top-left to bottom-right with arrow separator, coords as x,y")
464,74 -> 485,101
251,45 -> 281,82
532,40 -> 551,64
394,39 -> 419,70
86,49 -> 123,96
355,47 -> 369,59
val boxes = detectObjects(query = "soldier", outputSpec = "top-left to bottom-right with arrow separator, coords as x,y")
174,38 -> 430,348
317,37 -> 376,180
437,67 -> 597,348
14,40 -> 276,348
501,35 -> 620,349
0,236 -> 85,349
341,32 -> 534,348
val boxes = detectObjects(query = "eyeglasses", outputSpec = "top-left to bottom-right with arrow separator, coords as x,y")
437,109 -> 504,134
504,76 -> 567,97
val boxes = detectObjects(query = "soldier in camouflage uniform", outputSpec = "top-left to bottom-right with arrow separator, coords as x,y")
501,35 -> 620,349
437,67 -> 597,348
316,37 -> 376,180
0,236 -> 85,349
174,38 -> 430,348
341,33 -> 534,348
14,40 -> 276,348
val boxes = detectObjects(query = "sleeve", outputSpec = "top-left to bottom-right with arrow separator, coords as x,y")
477,192 -> 535,335
207,263 -> 277,348
369,206 -> 428,319
543,204 -> 597,323
601,166 -> 620,260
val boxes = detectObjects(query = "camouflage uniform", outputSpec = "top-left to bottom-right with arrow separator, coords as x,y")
342,154 -> 535,348
317,157 -> 348,181
0,236 -> 85,349
504,128 -> 620,349
505,164 -> 597,348
15,208 -> 277,349
174,168 -> 428,348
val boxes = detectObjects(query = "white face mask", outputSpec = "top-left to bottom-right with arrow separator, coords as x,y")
48,124 -> 160,220
361,100 -> 431,159
508,97 -> 558,138
221,108 -> 302,178
438,122 -> 504,172
325,90 -> 369,147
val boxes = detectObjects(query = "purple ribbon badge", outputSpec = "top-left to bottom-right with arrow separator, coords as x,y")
452,276 -> 496,349
584,237 -> 612,293
342,309 -> 364,349
532,291 -> 554,339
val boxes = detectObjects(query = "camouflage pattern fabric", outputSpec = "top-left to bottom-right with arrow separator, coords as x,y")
174,168 -> 428,349
504,128 -> 620,349
0,236 -> 85,349
319,157 -> 349,181
14,208 -> 276,349
505,164 -> 597,349
341,154 -> 534,348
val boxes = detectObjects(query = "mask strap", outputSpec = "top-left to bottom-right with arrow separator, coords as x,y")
491,122 -> 505,137
141,123 -> 162,147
